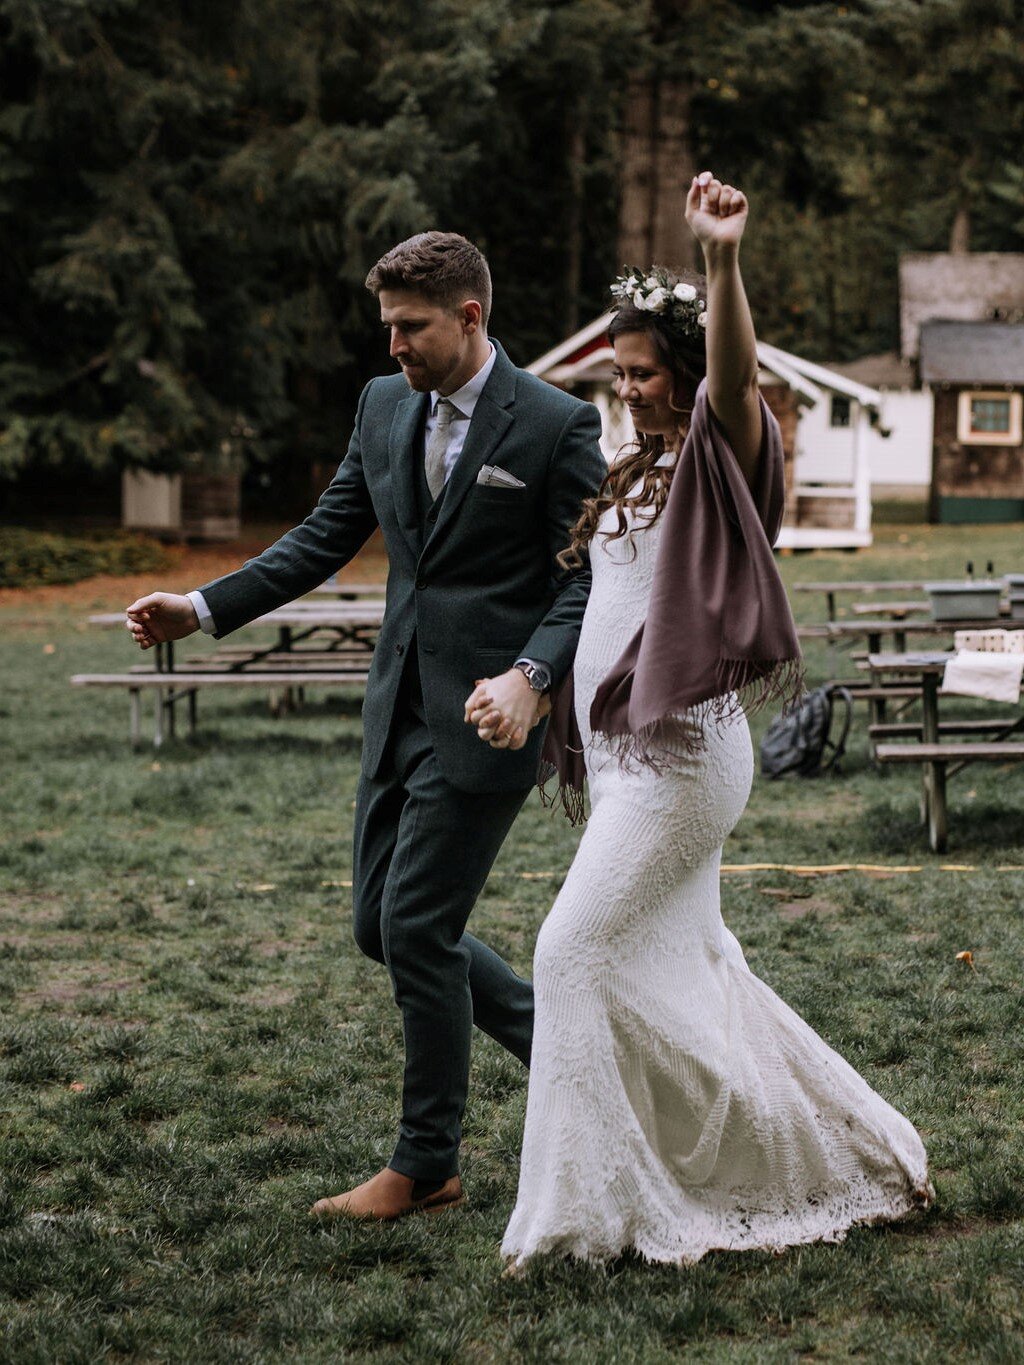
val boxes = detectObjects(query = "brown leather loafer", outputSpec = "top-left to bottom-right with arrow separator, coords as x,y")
310,1167 -> 465,1222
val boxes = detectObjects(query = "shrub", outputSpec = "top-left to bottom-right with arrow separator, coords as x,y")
0,527 -> 168,587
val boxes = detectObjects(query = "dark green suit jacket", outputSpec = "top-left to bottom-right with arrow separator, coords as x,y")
198,342 -> 606,793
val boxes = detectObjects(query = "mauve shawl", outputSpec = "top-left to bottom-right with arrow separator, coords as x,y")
541,380 -> 803,823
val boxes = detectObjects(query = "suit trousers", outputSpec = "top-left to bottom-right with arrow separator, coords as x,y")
351,700 -> 535,1182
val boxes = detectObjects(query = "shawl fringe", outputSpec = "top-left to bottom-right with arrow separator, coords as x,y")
537,760 -> 588,827
591,655 -> 806,772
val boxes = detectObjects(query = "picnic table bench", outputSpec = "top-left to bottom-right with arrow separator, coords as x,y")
71,669 -> 372,748
867,651 -> 1024,851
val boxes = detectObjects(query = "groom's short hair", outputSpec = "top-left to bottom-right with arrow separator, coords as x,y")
365,232 -> 492,325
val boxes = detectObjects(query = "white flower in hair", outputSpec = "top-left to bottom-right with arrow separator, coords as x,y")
611,266 -> 707,341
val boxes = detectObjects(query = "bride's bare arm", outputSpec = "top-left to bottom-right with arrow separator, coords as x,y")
685,172 -> 763,486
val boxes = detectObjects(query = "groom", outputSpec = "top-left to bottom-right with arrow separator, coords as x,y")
126,232 -> 605,1220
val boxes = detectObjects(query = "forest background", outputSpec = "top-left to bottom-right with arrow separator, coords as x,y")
1,0 -> 1022,513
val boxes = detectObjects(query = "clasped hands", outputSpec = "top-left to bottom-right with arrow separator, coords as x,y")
464,669 -> 552,750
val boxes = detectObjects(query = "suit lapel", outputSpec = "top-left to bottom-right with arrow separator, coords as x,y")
422,343 -> 517,555
388,390 -> 428,556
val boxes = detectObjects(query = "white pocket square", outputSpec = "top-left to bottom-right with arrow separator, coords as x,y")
477,465 -> 526,489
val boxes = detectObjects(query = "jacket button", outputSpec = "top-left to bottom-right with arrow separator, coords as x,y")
395,644 -> 405,656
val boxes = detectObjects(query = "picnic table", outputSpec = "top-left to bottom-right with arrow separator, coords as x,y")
87,600 -> 386,671
813,615 -> 1016,658
79,595 -> 387,745
867,651 -> 1024,852
792,580 -> 927,622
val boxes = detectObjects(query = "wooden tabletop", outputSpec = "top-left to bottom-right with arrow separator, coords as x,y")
793,580 -> 926,594
867,652 -> 953,674
90,601 -> 386,629
824,617 -> 1005,637
308,580 -> 386,597
252,604 -> 385,626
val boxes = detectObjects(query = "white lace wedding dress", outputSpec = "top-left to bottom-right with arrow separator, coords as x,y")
501,462 -> 931,1267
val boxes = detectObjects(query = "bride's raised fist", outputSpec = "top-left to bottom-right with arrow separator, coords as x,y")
685,171 -> 748,251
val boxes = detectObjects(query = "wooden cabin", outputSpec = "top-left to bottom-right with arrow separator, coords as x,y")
921,321 -> 1024,523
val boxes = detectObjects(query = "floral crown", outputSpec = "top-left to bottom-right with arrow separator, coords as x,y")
610,266 -> 707,342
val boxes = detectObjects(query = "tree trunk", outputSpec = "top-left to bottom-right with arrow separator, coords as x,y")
617,74 -> 657,270
564,100 -> 586,336
949,202 -> 970,254
651,77 -> 697,271
617,75 -> 697,273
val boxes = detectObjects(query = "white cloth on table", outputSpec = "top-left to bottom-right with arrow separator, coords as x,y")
941,649 -> 1024,704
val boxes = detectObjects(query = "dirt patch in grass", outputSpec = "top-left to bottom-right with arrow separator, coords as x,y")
248,987 -> 298,1007
0,528 -> 389,613
775,896 -> 842,921
0,931 -> 88,951
20,969 -> 138,1007
0,894 -> 69,922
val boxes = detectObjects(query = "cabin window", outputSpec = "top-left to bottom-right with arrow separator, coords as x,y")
957,391 -> 1022,446
829,395 -> 852,428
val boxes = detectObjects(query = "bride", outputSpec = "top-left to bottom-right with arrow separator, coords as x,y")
467,171 -> 931,1266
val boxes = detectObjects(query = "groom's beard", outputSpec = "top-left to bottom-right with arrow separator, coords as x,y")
397,349 -> 462,394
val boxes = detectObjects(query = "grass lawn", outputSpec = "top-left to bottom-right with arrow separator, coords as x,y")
1,522 -> 1023,1362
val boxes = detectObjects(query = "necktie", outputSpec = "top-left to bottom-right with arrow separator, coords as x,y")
425,398 -> 459,500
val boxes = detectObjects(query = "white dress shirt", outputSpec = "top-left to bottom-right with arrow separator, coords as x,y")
425,343 -> 496,483
188,346 -> 498,636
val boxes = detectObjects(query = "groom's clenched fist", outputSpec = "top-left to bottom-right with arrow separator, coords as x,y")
125,592 -> 200,649
464,669 -> 545,750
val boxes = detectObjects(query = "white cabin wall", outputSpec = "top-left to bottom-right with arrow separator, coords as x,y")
795,390 -> 933,494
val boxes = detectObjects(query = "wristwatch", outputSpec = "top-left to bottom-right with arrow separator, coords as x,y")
513,659 -> 551,694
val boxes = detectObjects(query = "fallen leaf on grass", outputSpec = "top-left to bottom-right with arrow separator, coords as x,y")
149,762 -> 161,772
955,950 -> 977,971
69,1082 -> 86,1092
43,643 -> 55,655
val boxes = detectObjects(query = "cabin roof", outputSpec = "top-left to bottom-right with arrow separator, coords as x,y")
899,253 -> 1024,359
919,320 -> 1024,385
527,315 -> 881,411
822,351 -> 916,389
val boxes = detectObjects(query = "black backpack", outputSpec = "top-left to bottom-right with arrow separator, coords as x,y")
759,685 -> 854,779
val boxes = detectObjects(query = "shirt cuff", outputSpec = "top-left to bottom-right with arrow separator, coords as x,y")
187,589 -> 217,636
514,657 -> 552,692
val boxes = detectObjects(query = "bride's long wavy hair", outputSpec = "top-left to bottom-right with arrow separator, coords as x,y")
558,267 -> 708,571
